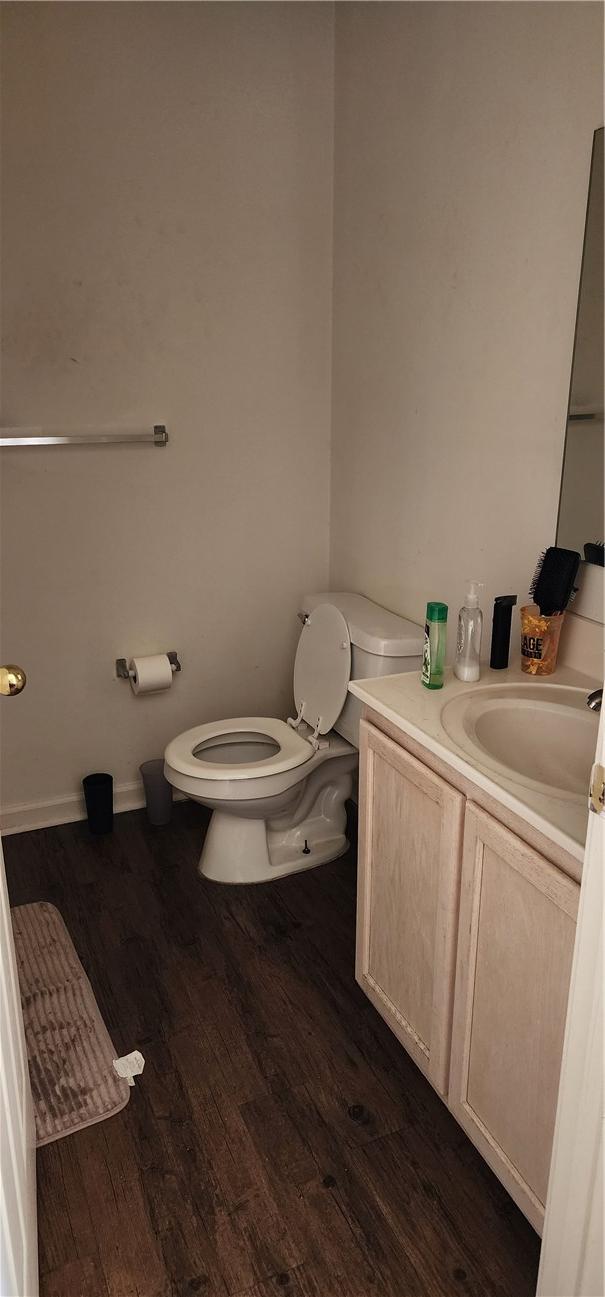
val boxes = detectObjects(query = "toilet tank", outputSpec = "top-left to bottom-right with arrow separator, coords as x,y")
302,592 -> 424,747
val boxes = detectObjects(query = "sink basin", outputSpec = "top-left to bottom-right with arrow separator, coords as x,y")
441,683 -> 598,799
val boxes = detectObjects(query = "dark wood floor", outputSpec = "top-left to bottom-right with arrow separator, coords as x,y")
5,803 -> 540,1297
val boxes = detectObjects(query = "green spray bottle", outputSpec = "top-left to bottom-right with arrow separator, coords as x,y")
421,602 -> 448,689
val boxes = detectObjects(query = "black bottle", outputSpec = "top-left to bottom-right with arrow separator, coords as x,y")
490,595 -> 517,670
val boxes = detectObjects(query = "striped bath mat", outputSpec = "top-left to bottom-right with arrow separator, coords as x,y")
11,902 -> 130,1146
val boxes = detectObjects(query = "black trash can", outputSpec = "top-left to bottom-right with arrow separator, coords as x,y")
82,772 -> 113,835
139,759 -> 173,827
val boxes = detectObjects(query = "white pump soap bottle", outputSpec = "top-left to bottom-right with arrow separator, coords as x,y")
454,580 -> 484,682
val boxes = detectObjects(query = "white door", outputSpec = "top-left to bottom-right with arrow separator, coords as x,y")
0,661 -> 38,1297
538,693 -> 604,1296
0,838 -> 38,1297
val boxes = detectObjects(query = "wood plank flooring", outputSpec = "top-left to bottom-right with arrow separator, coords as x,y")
4,803 -> 541,1297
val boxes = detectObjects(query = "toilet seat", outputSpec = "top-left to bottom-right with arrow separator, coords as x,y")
164,716 -> 315,782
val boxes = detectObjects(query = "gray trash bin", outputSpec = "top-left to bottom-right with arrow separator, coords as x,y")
139,759 -> 173,826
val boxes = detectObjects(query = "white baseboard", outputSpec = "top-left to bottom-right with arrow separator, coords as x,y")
0,781 -> 184,836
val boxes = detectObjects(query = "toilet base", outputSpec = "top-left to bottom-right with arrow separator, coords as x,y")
198,771 -> 353,884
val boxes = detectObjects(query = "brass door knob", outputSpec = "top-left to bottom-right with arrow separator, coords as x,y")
0,664 -> 27,696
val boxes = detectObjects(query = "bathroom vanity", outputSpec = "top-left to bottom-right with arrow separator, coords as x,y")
349,665 -> 597,1235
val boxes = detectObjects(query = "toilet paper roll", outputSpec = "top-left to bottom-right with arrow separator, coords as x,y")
129,654 -> 173,695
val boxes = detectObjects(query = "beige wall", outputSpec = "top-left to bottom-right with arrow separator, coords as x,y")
2,2 -> 602,828
0,2 -> 334,822
330,2 -> 603,658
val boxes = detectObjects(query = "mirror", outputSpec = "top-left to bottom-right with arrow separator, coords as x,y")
556,127 -> 604,565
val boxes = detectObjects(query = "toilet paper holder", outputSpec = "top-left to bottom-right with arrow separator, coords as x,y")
116,651 -> 181,680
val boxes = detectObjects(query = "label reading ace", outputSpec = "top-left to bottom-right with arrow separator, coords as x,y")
522,633 -> 544,661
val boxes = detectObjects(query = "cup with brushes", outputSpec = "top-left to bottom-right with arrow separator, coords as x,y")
520,546 -> 580,676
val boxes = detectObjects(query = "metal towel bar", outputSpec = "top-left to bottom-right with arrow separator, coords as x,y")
0,424 -> 168,447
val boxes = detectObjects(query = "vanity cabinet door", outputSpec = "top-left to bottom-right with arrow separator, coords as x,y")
449,803 -> 579,1233
356,720 -> 465,1096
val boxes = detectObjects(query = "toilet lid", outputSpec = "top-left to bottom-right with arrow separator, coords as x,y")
293,603 -> 351,734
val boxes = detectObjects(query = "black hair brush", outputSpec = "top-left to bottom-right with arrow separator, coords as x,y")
529,546 -> 580,615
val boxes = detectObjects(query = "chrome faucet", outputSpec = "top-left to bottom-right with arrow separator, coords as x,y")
586,688 -> 602,712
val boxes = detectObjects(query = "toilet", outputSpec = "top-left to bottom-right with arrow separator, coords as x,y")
164,593 -> 424,883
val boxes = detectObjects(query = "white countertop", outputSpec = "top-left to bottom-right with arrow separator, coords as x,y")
349,663 -> 599,866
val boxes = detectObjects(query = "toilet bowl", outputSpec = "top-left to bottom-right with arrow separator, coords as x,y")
164,593 -> 424,884
165,715 -> 357,883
